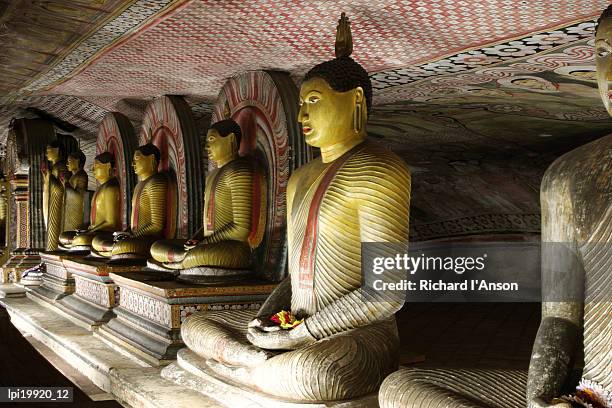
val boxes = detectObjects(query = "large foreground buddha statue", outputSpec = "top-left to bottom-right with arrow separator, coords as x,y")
149,119 -> 266,278
92,144 -> 169,260
60,152 -> 120,251
42,141 -> 71,251
61,150 -> 88,233
379,6 -> 612,408
179,13 -> 411,401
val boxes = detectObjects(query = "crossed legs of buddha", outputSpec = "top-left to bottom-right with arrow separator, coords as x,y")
181,310 -> 400,401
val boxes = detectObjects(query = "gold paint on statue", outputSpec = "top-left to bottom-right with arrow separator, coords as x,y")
92,144 -> 170,259
42,143 -> 70,251
60,153 -> 120,250
180,13 -> 411,401
150,121 -> 266,271
62,151 -> 88,232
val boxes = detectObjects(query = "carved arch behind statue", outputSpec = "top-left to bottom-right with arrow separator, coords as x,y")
95,112 -> 137,231
212,70 -> 307,282
139,96 -> 201,238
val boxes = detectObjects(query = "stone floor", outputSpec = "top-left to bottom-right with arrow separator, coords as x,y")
0,305 -> 121,408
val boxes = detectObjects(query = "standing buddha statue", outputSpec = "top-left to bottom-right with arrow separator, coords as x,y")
42,141 -> 70,251
378,5 -> 612,408
59,152 -> 120,251
149,119 -> 266,280
61,150 -> 88,233
92,144 -> 170,260
178,13 -> 411,401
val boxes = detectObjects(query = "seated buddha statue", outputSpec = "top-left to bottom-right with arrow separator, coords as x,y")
179,13 -> 411,401
0,176 -> 6,248
59,152 -> 120,251
92,144 -> 170,260
379,6 -> 612,408
42,141 -> 71,251
61,150 -> 88,233
149,119 -> 266,280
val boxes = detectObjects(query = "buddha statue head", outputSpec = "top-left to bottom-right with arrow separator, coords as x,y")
299,13 -> 372,162
205,119 -> 242,167
67,150 -> 86,174
132,143 -> 160,180
93,152 -> 115,184
596,4 -> 612,115
45,141 -> 65,164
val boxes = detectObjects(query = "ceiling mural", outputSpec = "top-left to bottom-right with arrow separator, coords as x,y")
0,0 -> 611,239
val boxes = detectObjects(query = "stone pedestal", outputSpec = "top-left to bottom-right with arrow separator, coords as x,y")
1,250 -> 41,284
56,258 -> 144,329
29,252 -> 79,303
97,272 -> 275,365
160,349 -> 378,408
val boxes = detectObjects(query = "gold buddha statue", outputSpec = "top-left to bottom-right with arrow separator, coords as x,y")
61,150 -> 88,233
379,6 -> 612,408
149,119 -> 266,280
42,141 -> 71,251
59,152 -> 120,251
0,177 -> 7,248
178,13 -> 411,401
92,144 -> 170,260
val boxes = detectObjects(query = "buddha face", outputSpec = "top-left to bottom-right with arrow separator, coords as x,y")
46,145 -> 60,163
205,128 -> 236,165
132,150 -> 157,178
596,15 -> 612,115
93,160 -> 112,182
298,77 -> 366,148
67,156 -> 80,173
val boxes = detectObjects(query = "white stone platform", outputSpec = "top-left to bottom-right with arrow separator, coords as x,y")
0,294 -> 224,407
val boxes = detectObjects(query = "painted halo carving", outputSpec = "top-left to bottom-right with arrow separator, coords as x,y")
95,112 -> 137,230
139,95 -> 201,238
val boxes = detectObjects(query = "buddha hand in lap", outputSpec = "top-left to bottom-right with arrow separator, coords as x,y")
180,13 -> 411,401
149,119 -> 266,274
60,152 -> 120,251
92,144 -> 169,259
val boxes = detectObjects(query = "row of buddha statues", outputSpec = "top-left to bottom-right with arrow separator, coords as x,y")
16,8 -> 611,408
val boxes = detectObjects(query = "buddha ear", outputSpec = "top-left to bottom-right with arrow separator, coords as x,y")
226,132 -> 238,152
354,86 -> 364,103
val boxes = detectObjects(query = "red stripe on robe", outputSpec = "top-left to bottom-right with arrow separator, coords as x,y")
298,145 -> 363,289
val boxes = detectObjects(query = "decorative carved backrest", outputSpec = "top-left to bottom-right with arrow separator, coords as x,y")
139,96 -> 201,239
211,71 -> 307,282
95,112 -> 137,230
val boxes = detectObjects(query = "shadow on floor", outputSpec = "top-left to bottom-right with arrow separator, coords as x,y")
0,306 -> 122,408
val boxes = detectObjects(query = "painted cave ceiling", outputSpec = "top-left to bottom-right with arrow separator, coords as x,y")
0,0 -> 611,240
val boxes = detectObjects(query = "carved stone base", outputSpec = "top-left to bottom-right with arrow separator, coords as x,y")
0,251 -> 41,284
97,271 -> 275,365
29,252 -> 78,304
178,266 -> 252,285
161,349 -> 378,408
56,258 -> 144,329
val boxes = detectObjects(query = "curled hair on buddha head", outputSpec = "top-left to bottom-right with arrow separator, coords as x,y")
68,150 -> 86,168
95,152 -> 115,168
136,143 -> 161,164
210,119 -> 242,148
47,140 -> 66,159
597,4 -> 612,34
303,13 -> 373,111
